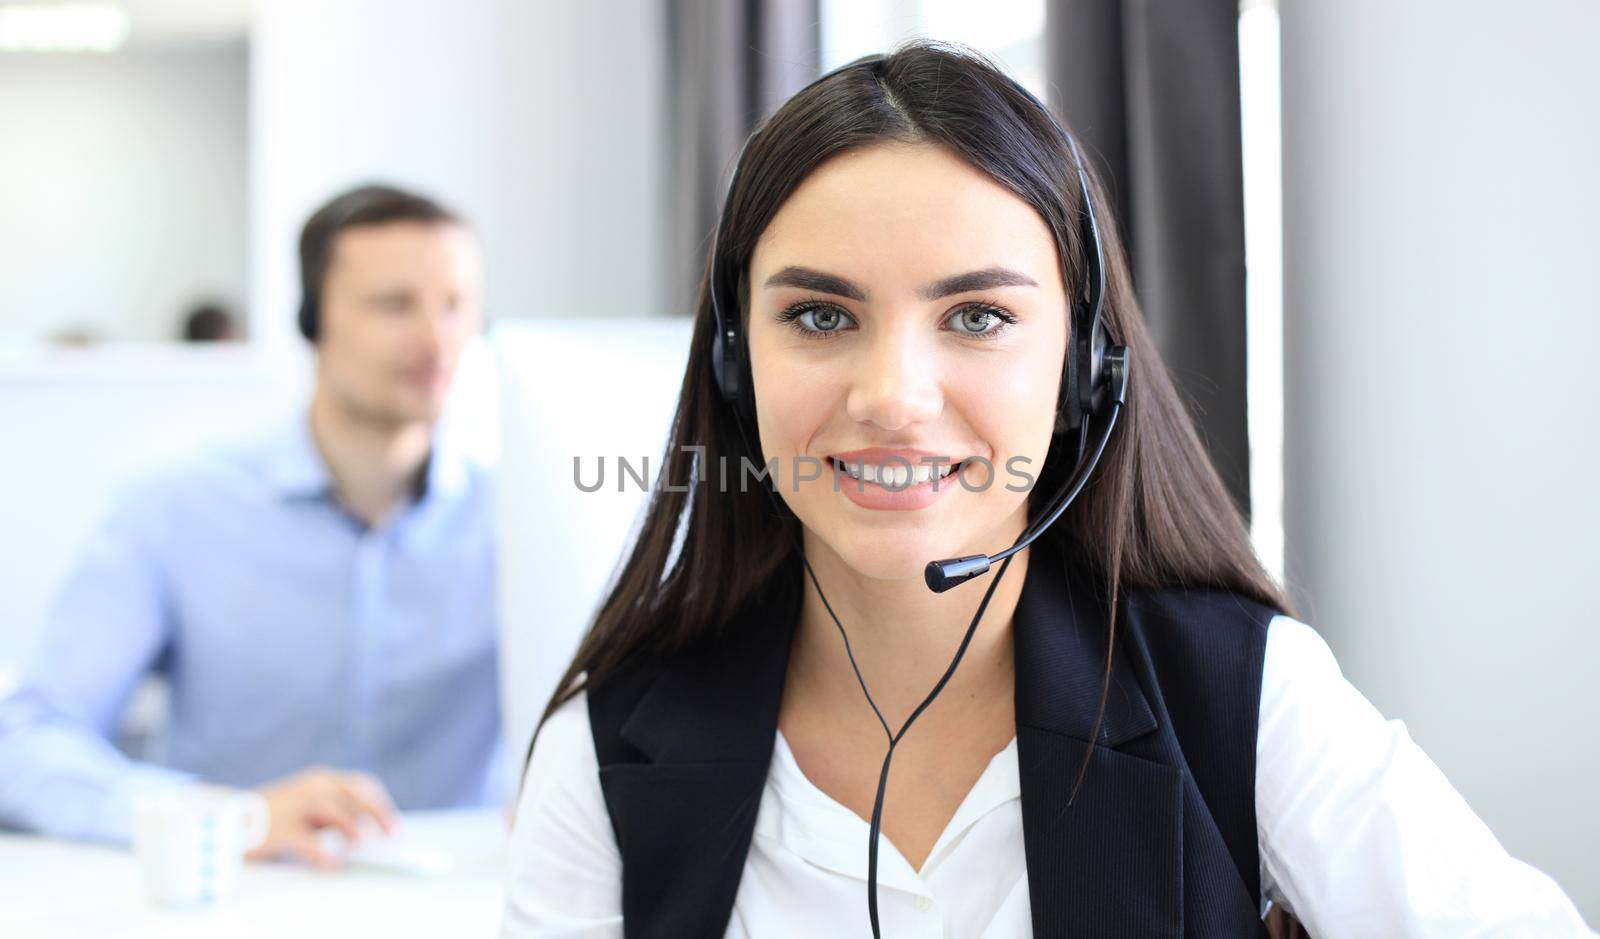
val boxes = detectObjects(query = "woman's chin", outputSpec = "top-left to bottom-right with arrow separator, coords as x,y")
798,500 -> 1020,584
843,556 -> 929,584
818,533 -> 967,585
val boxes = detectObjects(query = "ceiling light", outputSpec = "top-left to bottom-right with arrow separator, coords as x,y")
0,3 -> 131,53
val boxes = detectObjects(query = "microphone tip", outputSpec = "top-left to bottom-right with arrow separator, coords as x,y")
924,555 -> 992,593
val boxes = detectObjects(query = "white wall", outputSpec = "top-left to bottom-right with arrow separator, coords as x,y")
0,43 -> 247,343
248,0 -> 670,352
1281,0 -> 1600,918
0,348 -> 308,657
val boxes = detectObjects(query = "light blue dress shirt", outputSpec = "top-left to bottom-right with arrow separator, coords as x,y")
0,412 -> 505,844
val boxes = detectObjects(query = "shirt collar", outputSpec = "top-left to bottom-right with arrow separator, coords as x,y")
263,412 -> 333,500
760,728 -> 1022,890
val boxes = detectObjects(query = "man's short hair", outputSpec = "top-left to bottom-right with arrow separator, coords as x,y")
297,184 -> 462,342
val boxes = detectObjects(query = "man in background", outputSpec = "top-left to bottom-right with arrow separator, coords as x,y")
0,185 -> 502,867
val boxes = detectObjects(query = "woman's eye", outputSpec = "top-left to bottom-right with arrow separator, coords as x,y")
781,303 -> 856,337
805,307 -> 842,331
945,304 -> 1015,338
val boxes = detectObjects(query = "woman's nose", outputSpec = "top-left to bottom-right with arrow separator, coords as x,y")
845,327 -> 943,431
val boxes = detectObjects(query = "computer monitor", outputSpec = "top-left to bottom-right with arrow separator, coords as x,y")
490,317 -> 696,780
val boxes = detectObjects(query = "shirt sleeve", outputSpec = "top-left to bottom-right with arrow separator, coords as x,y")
0,483 -> 195,845
1256,614 -> 1596,937
500,687 -> 624,938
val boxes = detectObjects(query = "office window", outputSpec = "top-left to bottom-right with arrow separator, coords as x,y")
820,0 -> 1047,97
1240,0 -> 1285,584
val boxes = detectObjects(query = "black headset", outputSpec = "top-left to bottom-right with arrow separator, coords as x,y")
707,59 -> 1131,593
296,187 -> 388,343
297,292 -> 321,343
297,195 -> 361,342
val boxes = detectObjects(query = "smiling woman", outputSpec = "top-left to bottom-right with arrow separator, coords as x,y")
502,40 -> 1594,939
747,140 -> 1072,581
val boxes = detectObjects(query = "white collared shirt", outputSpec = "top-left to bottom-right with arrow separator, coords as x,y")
500,615 -> 1595,937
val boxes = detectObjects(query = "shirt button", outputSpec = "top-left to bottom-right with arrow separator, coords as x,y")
914,896 -> 932,912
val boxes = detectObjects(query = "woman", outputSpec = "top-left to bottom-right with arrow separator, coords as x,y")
502,43 -> 1592,938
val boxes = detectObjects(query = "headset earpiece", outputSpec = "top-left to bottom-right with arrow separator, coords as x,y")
710,314 -> 754,421
1084,312 -> 1110,416
709,259 -> 755,421
708,156 -> 757,422
298,296 -> 318,343
1056,127 -> 1111,435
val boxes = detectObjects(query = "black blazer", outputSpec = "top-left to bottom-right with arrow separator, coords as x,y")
585,534 -> 1276,938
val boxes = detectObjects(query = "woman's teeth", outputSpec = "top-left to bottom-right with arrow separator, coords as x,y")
831,458 -> 961,486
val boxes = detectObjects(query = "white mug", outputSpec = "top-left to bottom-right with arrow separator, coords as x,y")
131,784 -> 270,907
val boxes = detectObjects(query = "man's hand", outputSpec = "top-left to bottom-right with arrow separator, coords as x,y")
246,766 -> 398,868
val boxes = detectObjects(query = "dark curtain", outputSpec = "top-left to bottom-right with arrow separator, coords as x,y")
666,0 -> 820,316
1046,0 -> 1254,515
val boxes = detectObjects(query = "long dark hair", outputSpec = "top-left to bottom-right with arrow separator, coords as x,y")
533,41 -> 1292,744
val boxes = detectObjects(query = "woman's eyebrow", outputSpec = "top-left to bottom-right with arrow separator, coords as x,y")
761,265 -> 1038,302
763,266 -> 867,300
917,266 -> 1039,300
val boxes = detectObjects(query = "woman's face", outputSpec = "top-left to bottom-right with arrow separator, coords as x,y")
747,141 -> 1069,583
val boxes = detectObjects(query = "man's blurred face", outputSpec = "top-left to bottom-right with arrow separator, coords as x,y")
314,221 -> 483,427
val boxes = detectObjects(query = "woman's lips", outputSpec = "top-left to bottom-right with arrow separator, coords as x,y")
827,456 -> 970,511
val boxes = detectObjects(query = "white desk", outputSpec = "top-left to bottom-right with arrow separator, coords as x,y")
0,808 -> 508,938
